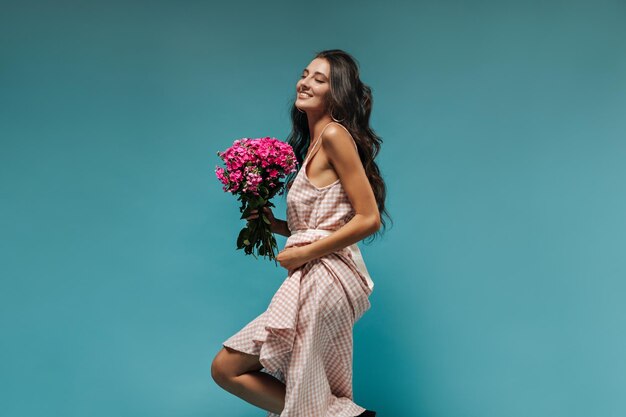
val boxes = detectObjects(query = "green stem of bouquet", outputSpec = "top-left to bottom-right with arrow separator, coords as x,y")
236,189 -> 284,267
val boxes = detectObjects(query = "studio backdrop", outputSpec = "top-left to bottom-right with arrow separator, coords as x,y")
1,1 -> 625,416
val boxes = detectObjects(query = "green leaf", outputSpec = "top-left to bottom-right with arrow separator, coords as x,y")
236,228 -> 246,247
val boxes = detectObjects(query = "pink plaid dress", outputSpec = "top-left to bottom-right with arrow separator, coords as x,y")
222,121 -> 375,417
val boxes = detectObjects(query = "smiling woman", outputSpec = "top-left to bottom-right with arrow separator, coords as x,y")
212,49 -> 390,417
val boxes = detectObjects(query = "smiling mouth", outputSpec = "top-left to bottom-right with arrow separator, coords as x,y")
298,92 -> 313,98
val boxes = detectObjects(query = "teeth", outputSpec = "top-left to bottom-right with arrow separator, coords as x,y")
299,92 -> 312,98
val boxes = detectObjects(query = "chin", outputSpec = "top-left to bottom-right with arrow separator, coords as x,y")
298,104 -> 319,111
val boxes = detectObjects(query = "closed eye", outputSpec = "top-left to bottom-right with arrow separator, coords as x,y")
300,75 -> 325,83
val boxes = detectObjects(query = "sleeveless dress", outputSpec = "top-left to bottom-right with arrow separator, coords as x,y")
222,121 -> 375,417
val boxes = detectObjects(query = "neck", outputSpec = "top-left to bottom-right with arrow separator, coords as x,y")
307,116 -> 335,146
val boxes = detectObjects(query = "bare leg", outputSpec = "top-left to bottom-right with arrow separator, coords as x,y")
211,346 -> 286,414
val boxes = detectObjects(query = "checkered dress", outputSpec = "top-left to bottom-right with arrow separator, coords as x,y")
222,122 -> 375,416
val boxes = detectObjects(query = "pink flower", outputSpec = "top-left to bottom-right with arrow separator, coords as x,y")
213,136 -> 297,262
215,136 -> 297,196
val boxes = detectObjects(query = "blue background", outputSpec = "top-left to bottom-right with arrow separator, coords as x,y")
1,0 -> 625,416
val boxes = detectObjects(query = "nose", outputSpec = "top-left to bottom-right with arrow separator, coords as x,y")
298,76 -> 311,92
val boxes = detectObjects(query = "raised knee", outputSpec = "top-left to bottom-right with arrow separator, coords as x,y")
211,351 -> 231,387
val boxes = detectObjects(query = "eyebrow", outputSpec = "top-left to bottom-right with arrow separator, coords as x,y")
302,68 -> 328,78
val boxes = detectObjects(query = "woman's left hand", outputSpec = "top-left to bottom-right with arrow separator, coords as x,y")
276,245 -> 311,273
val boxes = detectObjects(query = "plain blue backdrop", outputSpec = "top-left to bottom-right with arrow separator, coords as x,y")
1,0 -> 625,416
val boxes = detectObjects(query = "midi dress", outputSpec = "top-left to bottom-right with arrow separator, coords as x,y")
222,121 -> 375,417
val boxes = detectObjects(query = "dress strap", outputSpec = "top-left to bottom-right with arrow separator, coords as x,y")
303,122 -> 357,166
303,121 -> 334,166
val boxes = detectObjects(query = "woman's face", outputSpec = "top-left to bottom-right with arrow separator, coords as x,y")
295,58 -> 331,113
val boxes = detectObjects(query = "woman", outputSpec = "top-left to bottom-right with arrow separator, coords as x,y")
211,49 -> 391,417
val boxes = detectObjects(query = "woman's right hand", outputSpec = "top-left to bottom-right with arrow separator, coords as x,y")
247,206 -> 278,230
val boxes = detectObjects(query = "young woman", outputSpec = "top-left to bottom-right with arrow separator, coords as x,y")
211,49 -> 391,417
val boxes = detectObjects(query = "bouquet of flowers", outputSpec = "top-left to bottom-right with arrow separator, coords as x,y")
215,137 -> 297,263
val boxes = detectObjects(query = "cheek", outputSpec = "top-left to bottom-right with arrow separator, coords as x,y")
315,88 -> 329,101
314,86 -> 328,96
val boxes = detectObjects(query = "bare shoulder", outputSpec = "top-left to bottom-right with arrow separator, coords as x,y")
320,122 -> 364,179
320,123 -> 358,160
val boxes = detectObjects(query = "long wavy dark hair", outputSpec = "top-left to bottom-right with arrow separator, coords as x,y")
282,49 -> 392,244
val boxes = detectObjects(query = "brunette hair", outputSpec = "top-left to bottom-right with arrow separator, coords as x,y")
283,49 -> 392,243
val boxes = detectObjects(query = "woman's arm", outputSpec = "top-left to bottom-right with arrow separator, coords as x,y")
271,219 -> 291,237
247,207 -> 291,237
301,125 -> 381,262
